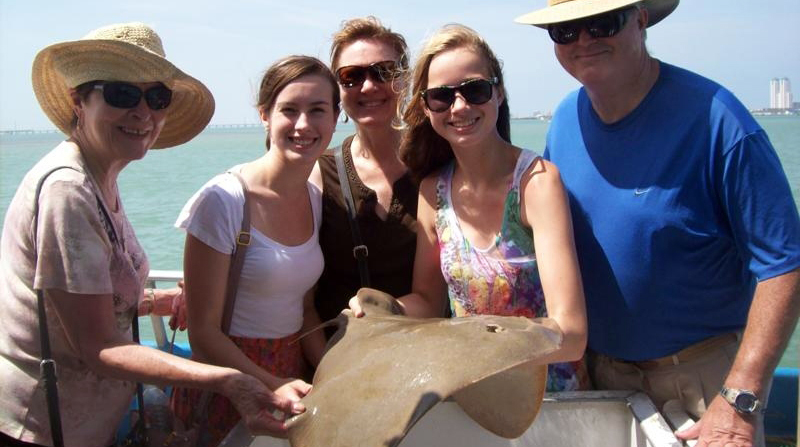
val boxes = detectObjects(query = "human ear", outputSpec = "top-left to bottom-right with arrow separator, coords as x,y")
69,89 -> 84,112
259,107 -> 270,132
638,7 -> 649,29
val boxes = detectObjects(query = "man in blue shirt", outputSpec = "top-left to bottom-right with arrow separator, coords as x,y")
516,1 -> 800,445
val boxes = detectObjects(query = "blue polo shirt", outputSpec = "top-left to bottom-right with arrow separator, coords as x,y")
545,62 -> 800,360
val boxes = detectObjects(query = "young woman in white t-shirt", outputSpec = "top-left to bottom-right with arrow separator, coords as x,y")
170,55 -> 340,446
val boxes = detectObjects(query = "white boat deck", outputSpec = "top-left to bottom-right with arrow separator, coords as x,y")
220,391 -> 683,447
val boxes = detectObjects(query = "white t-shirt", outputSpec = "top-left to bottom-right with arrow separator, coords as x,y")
176,169 -> 324,338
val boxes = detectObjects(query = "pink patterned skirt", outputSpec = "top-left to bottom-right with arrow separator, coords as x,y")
170,333 -> 304,447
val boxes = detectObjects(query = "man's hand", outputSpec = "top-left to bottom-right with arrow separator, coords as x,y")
675,395 -> 755,447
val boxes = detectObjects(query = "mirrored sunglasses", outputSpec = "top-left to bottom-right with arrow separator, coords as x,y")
336,60 -> 400,89
93,82 -> 173,110
421,77 -> 498,113
547,7 -> 634,45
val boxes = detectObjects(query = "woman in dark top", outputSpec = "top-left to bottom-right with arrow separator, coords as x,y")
306,16 -> 418,358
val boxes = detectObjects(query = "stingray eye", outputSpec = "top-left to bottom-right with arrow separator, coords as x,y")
486,324 -> 504,333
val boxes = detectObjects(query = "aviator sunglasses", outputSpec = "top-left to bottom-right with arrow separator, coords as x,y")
336,60 -> 400,88
93,82 -> 173,110
547,7 -> 634,45
421,77 -> 498,113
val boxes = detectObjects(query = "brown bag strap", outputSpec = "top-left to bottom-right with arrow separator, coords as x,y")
221,171 -> 251,334
189,171 -> 251,430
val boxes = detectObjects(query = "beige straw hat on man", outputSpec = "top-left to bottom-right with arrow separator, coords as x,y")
31,22 -> 215,149
515,0 -> 679,28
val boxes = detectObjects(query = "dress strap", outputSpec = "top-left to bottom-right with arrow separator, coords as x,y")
437,161 -> 460,231
511,149 -> 539,192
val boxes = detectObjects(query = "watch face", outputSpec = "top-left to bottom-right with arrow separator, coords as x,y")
735,393 -> 757,412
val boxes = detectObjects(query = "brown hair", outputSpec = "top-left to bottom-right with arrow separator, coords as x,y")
399,24 -> 511,182
69,80 -> 102,130
330,16 -> 409,73
257,55 -> 340,149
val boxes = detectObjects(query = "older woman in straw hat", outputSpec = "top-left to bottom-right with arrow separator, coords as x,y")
0,23 -> 305,447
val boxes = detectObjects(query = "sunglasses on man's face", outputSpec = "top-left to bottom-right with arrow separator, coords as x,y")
421,77 -> 498,113
547,7 -> 634,45
93,82 -> 173,110
336,60 -> 400,89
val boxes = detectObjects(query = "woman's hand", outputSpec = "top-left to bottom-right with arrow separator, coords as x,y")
273,378 -> 313,402
139,283 -> 186,330
168,280 -> 188,331
221,372 -> 306,438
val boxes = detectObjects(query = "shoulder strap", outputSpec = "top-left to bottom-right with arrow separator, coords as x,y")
77,172 -> 150,443
31,165 -> 81,447
334,144 -> 370,287
512,150 -> 539,189
438,162 -> 461,233
189,171 -> 251,428
221,171 -> 251,334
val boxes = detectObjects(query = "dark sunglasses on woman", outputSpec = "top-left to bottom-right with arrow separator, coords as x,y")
547,7 -> 635,45
93,82 -> 173,110
421,77 -> 498,113
336,60 -> 400,88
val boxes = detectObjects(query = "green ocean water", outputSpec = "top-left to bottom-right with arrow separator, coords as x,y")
1,117 -> 798,367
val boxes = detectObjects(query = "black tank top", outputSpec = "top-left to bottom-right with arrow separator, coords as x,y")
314,135 -> 418,333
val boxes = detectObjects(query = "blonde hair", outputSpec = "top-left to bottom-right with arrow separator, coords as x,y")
399,24 -> 510,182
330,16 -> 409,73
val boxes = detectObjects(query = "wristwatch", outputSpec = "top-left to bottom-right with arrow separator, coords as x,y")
720,386 -> 764,414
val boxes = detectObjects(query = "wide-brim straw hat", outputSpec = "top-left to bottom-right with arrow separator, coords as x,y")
515,0 -> 679,28
31,22 -> 215,149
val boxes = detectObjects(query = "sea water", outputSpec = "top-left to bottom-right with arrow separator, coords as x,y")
1,117 -> 798,367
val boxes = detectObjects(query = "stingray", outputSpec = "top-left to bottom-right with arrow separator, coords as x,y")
286,288 -> 563,447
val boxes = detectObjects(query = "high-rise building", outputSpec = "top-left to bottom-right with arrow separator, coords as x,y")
770,78 -> 793,109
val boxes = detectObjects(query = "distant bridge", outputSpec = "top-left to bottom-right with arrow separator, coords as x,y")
0,129 -> 60,135
206,123 -> 262,129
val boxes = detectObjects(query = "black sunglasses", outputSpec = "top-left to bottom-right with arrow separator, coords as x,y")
93,82 -> 173,110
336,60 -> 400,88
421,77 -> 498,113
547,7 -> 635,45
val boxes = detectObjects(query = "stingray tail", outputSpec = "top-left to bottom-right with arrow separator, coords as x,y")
290,317 -> 341,344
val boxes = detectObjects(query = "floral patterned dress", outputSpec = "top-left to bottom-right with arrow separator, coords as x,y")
435,149 -> 588,391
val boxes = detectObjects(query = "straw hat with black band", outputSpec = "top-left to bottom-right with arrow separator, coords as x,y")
514,0 -> 679,28
31,22 -> 215,149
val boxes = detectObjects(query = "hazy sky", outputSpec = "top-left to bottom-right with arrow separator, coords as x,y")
1,0 -> 798,130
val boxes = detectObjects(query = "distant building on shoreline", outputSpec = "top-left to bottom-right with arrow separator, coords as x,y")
752,78 -> 798,116
770,77 -> 793,110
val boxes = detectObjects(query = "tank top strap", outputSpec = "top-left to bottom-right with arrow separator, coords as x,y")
511,149 -> 540,192
436,161 -> 459,229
